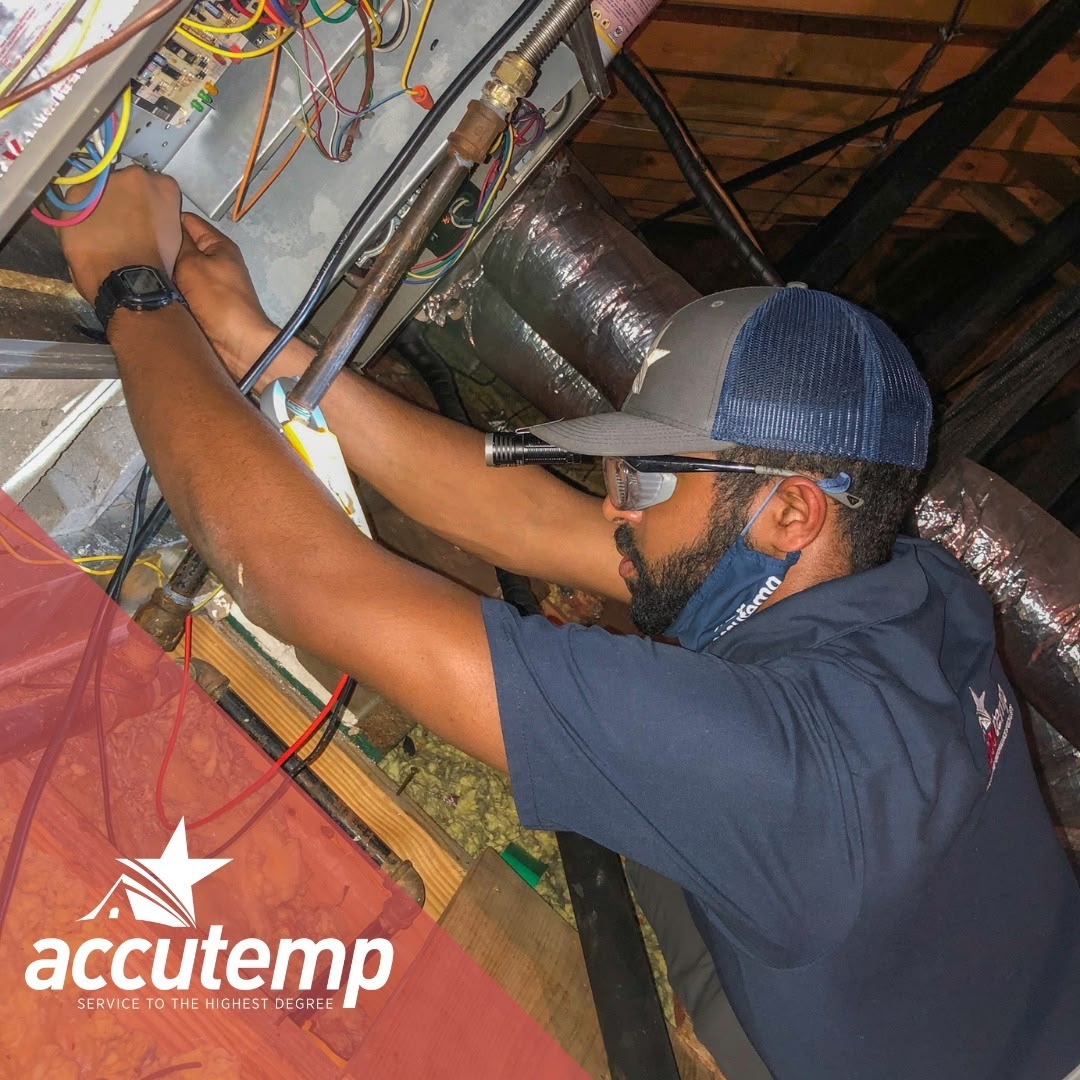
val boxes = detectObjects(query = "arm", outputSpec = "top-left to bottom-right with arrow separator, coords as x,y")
173,215 -> 629,604
60,168 -> 509,770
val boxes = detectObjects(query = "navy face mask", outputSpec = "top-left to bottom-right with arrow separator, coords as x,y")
666,482 -> 799,651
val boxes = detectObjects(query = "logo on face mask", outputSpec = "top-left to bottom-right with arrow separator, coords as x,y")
713,575 -> 783,638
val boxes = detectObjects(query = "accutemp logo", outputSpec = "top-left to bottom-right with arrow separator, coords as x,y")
24,820 -> 394,1007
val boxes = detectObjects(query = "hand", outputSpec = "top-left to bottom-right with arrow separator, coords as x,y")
59,166 -> 183,302
174,213 -> 278,376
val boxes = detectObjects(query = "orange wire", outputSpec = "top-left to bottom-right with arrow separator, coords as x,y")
231,43 -> 281,222
231,50 -> 351,221
0,511 -> 72,566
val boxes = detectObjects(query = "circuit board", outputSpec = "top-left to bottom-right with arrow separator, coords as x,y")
123,1 -> 273,169
131,2 -> 270,128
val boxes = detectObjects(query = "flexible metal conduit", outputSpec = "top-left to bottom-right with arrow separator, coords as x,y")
516,0 -> 587,67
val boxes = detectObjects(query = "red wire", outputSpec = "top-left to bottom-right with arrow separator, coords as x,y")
155,615 -> 349,831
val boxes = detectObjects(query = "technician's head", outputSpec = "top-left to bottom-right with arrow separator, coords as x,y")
528,285 -> 933,637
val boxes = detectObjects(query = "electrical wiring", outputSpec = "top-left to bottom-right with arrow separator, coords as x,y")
230,44 -> 281,220
400,0 -> 435,100
180,0 -> 267,33
239,0 -> 550,395
404,125 -> 513,283
53,85 -> 130,184
0,0 -> 87,104
175,23 -> 290,59
0,511 -> 165,584
308,0 -> 355,22
373,0 -> 408,52
0,467 -> 156,938
155,626 -> 349,832
0,0 -> 188,115
205,677 -> 357,859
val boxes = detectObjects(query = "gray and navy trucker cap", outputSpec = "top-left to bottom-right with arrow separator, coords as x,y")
528,285 -> 932,470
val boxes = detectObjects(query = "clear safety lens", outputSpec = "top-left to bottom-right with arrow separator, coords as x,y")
603,458 -> 677,510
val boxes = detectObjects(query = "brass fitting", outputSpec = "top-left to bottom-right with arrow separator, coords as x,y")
489,52 -> 536,103
447,98 -> 508,163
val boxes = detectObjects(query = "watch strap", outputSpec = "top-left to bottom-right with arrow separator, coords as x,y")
93,266 -> 187,334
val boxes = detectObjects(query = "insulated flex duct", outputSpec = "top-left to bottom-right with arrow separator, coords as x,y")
423,273 -> 612,419
917,458 -> 1080,749
479,168 -> 699,405
421,163 -> 698,411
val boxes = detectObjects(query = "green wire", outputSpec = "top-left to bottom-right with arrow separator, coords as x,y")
309,0 -> 355,22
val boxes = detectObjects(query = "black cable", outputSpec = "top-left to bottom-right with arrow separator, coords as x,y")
609,50 -> 782,288
238,0 -> 549,395
206,677 -> 357,858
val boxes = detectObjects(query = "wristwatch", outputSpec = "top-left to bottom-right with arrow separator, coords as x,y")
93,265 -> 187,335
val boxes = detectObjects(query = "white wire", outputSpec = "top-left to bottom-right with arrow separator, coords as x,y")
282,39 -> 343,144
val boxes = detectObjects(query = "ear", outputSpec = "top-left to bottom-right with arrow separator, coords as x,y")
752,477 -> 829,555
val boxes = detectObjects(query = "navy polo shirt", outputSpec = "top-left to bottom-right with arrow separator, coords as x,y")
483,536 -> 1080,1080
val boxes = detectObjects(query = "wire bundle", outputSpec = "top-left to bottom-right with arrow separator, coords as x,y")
30,86 -> 131,227
404,99 -> 545,286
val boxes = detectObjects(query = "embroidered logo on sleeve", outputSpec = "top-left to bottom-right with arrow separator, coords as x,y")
970,685 -> 1014,787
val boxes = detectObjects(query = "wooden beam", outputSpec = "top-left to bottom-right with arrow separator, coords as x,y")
629,20 -> 1075,105
586,93 -> 1080,158
652,3 -> 1072,50
188,616 -> 472,919
780,0 -> 1080,287
617,196 -> 953,229
572,141 -> 1080,196
961,183 -> 1080,284
653,0 -> 1048,35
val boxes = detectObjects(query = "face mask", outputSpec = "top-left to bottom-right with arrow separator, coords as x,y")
665,482 -> 799,651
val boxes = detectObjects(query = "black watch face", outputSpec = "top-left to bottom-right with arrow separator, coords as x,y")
118,266 -> 168,298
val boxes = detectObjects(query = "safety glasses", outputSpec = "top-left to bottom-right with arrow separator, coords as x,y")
602,456 -> 864,511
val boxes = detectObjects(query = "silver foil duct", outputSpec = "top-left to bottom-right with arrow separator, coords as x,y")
469,166 -> 699,407
917,458 -> 1080,749
424,274 -> 612,420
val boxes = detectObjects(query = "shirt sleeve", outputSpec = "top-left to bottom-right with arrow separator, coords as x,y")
482,597 -> 863,967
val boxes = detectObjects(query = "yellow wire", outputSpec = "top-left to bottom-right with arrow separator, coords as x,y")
358,0 -> 381,44
56,0 -> 105,67
53,85 -> 130,185
180,0 -> 266,34
73,554 -> 167,584
301,0 -> 349,28
0,0 -> 84,122
400,0 -> 435,97
176,23 -> 289,58
0,0 -> 82,101
191,584 -> 225,613
0,516 -> 164,584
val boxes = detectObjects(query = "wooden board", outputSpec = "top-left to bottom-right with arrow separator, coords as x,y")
439,848 -> 725,1080
187,616 -> 471,919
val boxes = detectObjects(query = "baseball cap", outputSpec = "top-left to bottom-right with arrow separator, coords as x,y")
528,285 -> 932,470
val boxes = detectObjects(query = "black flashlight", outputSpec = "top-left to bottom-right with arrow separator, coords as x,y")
484,431 -> 588,467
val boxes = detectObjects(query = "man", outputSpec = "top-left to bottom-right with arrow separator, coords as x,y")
57,168 -> 1080,1079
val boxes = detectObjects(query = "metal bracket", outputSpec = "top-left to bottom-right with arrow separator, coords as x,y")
566,7 -> 611,100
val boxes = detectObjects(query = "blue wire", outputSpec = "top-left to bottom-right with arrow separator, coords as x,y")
265,0 -> 299,25
328,89 -> 410,160
44,164 -> 110,212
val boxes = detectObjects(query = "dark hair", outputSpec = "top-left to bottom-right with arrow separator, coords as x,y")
713,447 -> 922,574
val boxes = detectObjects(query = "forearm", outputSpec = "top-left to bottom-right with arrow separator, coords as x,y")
234,324 -> 625,599
110,305 -> 508,769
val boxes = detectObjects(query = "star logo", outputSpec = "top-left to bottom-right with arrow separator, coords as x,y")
630,345 -> 671,397
80,820 -> 229,929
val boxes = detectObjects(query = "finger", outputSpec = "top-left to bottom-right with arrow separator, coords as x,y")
180,212 -> 235,257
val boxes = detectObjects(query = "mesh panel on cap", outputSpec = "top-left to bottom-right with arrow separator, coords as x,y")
711,288 -> 931,469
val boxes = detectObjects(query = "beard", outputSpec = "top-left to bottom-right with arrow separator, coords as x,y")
615,500 -> 747,638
